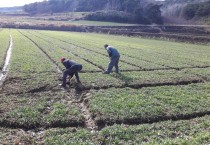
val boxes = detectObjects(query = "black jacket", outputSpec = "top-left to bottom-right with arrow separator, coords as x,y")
62,59 -> 79,69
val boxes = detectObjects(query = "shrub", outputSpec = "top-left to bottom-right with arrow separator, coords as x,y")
84,11 -> 135,23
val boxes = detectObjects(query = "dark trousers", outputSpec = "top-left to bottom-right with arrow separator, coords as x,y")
107,56 -> 120,73
63,64 -> 82,86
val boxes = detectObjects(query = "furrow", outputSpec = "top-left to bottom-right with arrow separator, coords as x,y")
96,110 -> 210,129
18,30 -> 62,74
6,78 -> 204,95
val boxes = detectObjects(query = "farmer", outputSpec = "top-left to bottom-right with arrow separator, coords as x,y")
103,44 -> 120,74
59,57 -> 82,88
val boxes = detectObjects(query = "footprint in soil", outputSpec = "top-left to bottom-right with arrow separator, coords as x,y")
59,82 -> 85,95
67,78 -> 85,91
75,83 -> 85,91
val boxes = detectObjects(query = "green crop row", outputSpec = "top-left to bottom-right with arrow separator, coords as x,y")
1,29 -> 58,94
10,30 -> 56,73
0,91 -> 84,129
79,32 -> 210,63
186,67 -> 210,81
88,82 -> 210,125
0,30 -> 85,128
0,29 -> 10,68
27,30 -> 140,71
31,31 -> 155,68
4,29 -> 210,92
32,30 -> 167,69
20,30 -> 101,72
98,115 -> 210,145
64,67 -> 210,89
118,68 -> 201,86
2,115 -> 210,144
65,44 -> 139,71
79,73 -> 124,88
35,30 -> 210,68
31,30 -> 166,70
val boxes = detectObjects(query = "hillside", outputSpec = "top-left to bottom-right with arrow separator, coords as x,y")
10,0 -> 209,25
162,0 -> 210,24
23,0 -> 163,24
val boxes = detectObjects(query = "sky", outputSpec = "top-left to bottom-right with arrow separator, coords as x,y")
0,0 -> 44,7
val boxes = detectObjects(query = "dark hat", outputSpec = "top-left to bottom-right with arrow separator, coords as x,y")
104,44 -> 109,48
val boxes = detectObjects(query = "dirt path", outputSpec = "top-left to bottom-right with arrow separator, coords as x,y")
0,33 -> 13,86
78,91 -> 98,132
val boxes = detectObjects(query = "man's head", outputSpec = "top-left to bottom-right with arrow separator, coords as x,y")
61,57 -> 65,63
104,44 -> 109,49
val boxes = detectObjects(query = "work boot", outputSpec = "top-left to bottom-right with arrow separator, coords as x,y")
59,83 -> 67,88
115,69 -> 120,74
103,71 -> 110,74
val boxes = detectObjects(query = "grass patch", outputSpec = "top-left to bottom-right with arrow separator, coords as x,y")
98,115 -> 210,144
45,102 -> 84,128
118,69 -> 201,85
0,128 -> 35,144
88,83 -> 210,125
0,92 -> 85,129
44,128 -> 97,144
80,73 -> 124,88
0,29 -> 10,67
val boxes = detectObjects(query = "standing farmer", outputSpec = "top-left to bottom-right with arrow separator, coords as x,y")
103,44 -> 120,74
59,57 -> 82,88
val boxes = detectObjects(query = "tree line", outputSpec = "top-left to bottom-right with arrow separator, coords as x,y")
23,0 -> 163,24
182,1 -> 210,20
161,0 -> 210,21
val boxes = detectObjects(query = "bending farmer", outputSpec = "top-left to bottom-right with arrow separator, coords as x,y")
59,57 -> 83,88
103,44 -> 120,74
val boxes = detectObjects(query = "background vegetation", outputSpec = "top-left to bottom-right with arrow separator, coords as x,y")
23,0 -> 163,24
162,0 -> 210,24
182,1 -> 210,20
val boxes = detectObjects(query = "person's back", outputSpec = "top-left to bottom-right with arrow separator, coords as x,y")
107,46 -> 120,57
63,59 -> 78,69
60,58 -> 83,88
